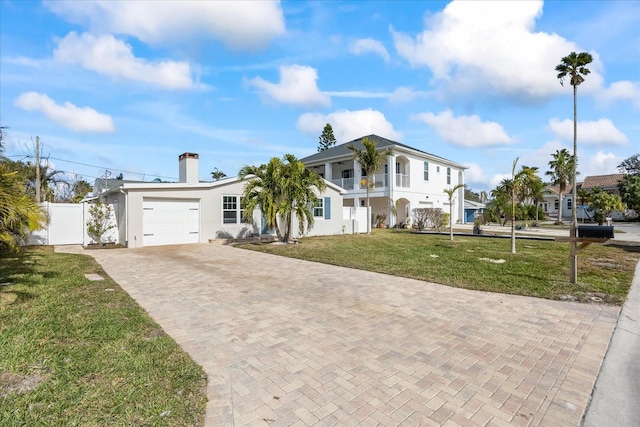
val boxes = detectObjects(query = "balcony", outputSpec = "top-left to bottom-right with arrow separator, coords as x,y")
331,177 -> 354,190
395,173 -> 410,188
332,173 -> 410,191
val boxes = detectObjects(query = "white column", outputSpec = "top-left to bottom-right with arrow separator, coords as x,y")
324,161 -> 332,181
353,160 -> 361,189
458,170 -> 465,224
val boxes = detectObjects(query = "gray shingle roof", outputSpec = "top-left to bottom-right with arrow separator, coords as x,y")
300,134 -> 465,167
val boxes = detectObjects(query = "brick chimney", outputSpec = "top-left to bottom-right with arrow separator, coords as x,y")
179,152 -> 199,183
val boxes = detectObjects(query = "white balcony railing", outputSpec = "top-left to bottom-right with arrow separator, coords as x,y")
395,173 -> 410,188
333,173 -> 408,191
331,177 -> 354,190
359,173 -> 388,190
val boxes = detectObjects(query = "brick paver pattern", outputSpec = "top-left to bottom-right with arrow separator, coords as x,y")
68,244 -> 618,426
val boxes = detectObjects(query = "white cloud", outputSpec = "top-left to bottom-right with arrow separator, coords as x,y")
464,163 -> 488,186
15,92 -> 115,133
297,109 -> 402,142
350,38 -> 390,63
489,173 -> 511,189
46,1 -> 285,50
413,110 -> 513,147
548,118 -> 629,145
388,87 -> 431,104
324,91 -> 390,99
391,0 -> 604,100
584,151 -> 623,176
54,32 -> 194,90
597,81 -> 640,108
248,65 -> 330,107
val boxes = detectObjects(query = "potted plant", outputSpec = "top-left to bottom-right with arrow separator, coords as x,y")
375,214 -> 387,228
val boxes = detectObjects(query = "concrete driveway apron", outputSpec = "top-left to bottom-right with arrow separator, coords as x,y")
74,244 -> 618,427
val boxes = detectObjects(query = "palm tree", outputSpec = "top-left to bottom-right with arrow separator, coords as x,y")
279,154 -> 326,242
0,162 -> 46,252
443,183 -> 465,241
546,148 -> 575,224
239,154 -> 326,243
347,137 -> 392,233
491,179 -> 512,226
210,168 -> 227,181
239,157 -> 285,241
556,51 -> 592,284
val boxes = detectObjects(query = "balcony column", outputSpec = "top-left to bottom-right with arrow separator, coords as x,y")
353,160 -> 361,189
324,162 -> 332,181
458,169 -> 465,224
387,155 -> 395,190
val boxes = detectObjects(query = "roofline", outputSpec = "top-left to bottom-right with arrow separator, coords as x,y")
303,139 -> 468,169
102,175 -> 347,196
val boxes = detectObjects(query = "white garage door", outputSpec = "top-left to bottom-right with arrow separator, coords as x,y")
142,199 -> 200,246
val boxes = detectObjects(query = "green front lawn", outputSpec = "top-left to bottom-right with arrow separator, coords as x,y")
0,247 -> 206,426
242,229 -> 640,304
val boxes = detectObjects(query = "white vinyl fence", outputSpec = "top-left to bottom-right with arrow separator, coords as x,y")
28,202 -> 118,246
343,206 -> 369,233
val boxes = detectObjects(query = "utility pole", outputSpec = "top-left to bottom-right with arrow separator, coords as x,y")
102,170 -> 111,197
35,136 -> 41,202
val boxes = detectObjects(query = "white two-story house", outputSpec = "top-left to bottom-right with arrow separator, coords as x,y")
300,134 -> 468,227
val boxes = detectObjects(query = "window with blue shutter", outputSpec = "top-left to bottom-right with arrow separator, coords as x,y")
324,197 -> 331,219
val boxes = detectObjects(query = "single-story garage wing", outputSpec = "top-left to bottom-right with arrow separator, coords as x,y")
101,153 -> 350,248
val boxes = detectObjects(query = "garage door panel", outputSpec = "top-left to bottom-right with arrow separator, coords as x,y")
143,199 -> 200,246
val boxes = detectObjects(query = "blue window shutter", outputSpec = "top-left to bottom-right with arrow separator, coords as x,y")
324,197 -> 331,219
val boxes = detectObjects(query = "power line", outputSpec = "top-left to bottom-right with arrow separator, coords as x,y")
10,154 -> 179,181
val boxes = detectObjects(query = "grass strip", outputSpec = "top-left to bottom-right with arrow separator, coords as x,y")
241,229 -> 640,305
0,247 -> 206,426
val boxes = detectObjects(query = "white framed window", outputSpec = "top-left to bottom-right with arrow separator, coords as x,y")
447,167 -> 451,185
342,169 -> 353,179
567,198 -> 572,210
313,198 -> 324,218
423,162 -> 429,181
436,166 -> 440,173
554,200 -> 559,210
222,195 -> 245,224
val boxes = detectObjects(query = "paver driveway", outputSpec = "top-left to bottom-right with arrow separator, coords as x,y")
66,244 -> 618,426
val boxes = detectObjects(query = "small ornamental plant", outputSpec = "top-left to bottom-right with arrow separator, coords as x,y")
86,201 -> 115,245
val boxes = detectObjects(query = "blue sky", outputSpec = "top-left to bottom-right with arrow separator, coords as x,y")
1,0 -> 638,191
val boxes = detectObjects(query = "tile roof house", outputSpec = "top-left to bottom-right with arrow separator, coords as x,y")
579,174 -> 625,193
300,134 -> 468,227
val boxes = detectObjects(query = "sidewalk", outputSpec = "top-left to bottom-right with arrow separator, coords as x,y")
582,260 -> 640,426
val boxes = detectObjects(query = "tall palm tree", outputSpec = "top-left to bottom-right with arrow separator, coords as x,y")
280,154 -> 326,242
556,51 -> 592,283
347,137 -> 392,233
546,148 -> 575,224
443,183 -> 465,241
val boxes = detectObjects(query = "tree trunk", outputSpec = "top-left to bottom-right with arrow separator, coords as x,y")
569,82 -> 578,284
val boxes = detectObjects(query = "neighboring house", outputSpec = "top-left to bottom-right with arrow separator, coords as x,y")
93,178 -> 145,196
464,200 -> 485,223
579,173 -> 624,194
541,173 -> 633,222
579,173 -> 636,220
100,153 -> 351,248
300,135 -> 468,226
539,185 -> 564,221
